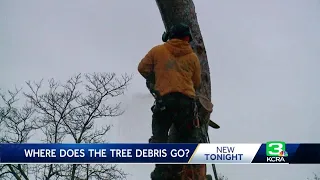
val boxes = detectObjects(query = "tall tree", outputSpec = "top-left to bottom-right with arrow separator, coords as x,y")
155,0 -> 217,179
155,0 -> 211,100
155,0 -> 212,135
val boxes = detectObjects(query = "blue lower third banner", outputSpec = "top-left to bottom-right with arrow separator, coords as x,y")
0,143 -> 319,164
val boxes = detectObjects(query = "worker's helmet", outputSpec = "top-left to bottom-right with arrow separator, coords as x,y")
162,23 -> 193,42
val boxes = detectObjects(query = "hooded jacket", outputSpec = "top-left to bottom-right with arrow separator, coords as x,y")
138,39 -> 201,98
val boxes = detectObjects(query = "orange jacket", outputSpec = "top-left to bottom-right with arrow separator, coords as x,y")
138,39 -> 201,98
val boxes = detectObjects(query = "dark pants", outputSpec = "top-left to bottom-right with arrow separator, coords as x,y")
149,93 -> 201,180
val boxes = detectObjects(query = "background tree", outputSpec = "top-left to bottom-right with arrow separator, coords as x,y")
308,174 -> 320,180
155,0 -> 218,179
0,73 -> 131,180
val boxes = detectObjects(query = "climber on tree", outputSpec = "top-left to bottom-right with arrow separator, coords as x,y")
138,23 -> 202,180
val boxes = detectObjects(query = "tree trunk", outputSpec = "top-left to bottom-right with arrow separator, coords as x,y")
155,0 -> 211,99
155,0 -> 212,132
155,0 -> 215,179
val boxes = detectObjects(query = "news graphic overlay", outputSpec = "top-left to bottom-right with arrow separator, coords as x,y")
188,144 -> 261,164
251,141 -> 289,163
0,143 -> 261,164
0,144 -> 197,164
1,143 -> 320,164
266,141 -> 288,163
251,142 -> 320,164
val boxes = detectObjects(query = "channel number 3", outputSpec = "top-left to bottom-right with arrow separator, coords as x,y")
266,141 -> 285,156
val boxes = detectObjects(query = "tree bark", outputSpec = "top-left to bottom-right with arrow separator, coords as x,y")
155,0 -> 212,132
155,0 -> 215,179
155,0 -> 212,137
155,0 -> 211,98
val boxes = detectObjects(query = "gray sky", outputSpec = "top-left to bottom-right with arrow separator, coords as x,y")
1,0 -> 320,179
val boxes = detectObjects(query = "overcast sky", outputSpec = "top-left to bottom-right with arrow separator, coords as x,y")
1,0 -> 320,179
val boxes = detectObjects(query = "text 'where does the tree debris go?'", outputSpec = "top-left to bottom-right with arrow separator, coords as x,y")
0,142 -> 319,164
